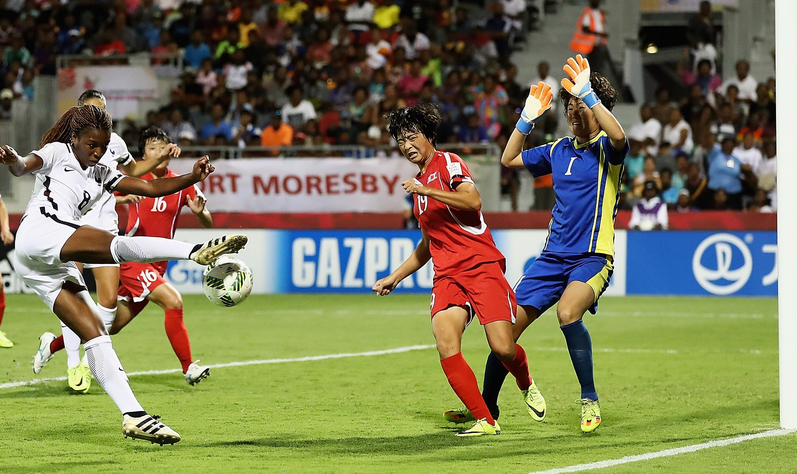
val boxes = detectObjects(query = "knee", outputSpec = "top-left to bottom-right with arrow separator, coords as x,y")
98,297 -> 117,310
490,341 -> 516,362
161,294 -> 183,311
434,333 -> 461,359
557,304 -> 583,326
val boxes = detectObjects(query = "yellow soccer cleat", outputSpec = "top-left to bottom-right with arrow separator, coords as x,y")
580,398 -> 602,433
0,330 -> 13,348
189,234 -> 248,265
67,365 -> 91,393
122,414 -> 181,445
455,418 -> 501,437
522,381 -> 547,422
444,407 -> 475,424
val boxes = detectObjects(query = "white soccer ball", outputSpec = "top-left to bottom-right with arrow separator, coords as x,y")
202,256 -> 253,307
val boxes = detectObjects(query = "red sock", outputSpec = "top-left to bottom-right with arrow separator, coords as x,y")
164,309 -> 193,373
0,288 -> 5,327
501,343 -> 533,391
440,352 -> 494,425
50,335 -> 65,353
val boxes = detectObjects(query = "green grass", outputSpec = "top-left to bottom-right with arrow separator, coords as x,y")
0,294 -> 793,473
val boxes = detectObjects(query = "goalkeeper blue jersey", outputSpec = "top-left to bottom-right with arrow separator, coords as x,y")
521,130 -> 628,257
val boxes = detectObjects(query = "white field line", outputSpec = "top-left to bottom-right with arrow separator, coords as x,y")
0,344 -> 435,390
528,429 -> 796,474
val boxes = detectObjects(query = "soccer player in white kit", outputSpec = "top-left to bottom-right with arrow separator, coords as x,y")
52,90 -> 186,394
2,104 -> 247,444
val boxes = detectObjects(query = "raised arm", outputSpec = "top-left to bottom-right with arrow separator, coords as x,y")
115,156 -> 214,198
187,193 -> 213,228
502,81 -> 553,169
372,229 -> 431,296
0,145 -> 43,176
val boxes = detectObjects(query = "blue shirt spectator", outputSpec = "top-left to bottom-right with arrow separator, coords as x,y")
201,103 -> 234,142
707,141 -> 742,194
458,115 -> 489,143
184,31 -> 212,69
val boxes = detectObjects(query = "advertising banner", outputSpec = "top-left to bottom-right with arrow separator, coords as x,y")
626,231 -> 777,296
57,66 -> 158,119
169,158 -> 418,213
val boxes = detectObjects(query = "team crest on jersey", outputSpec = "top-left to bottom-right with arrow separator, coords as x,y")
427,172 -> 438,184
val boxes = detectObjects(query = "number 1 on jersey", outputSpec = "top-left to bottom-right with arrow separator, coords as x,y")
565,156 -> 578,176
151,196 -> 167,212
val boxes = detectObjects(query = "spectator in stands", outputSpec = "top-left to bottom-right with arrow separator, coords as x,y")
112,12 -> 143,53
659,168 -> 681,206
675,189 -> 696,213
570,0 -> 610,77
13,68 -> 33,101
720,60 -> 758,102
261,7 -> 286,47
628,181 -> 668,230
394,21 -> 429,60
737,111 -> 772,145
133,0 -> 162,34
224,50 -> 253,91
349,85 -> 370,124
474,74 -> 507,138
5,34 -> 30,68
686,1 -> 716,47
216,28 -> 242,61
60,28 -> 85,55
688,30 -> 718,75
685,162 -> 710,209
528,60 -> 560,139
196,57 -> 217,96
625,135 -> 646,184
758,139 -> 777,210
680,84 -> 709,126
260,110 -> 293,155
346,0 -> 375,39
307,28 -> 333,66
628,103 -> 661,157
281,85 -> 317,128
265,66 -> 291,111
721,84 -> 748,128
662,108 -> 693,155
233,109 -> 261,149
140,11 -> 164,50
458,113 -> 489,143
168,3 -> 195,48
0,88 -> 12,120
237,8 -> 259,48
747,188 -> 774,213
682,58 -> 721,98
711,103 -> 738,141
707,136 -> 747,209
749,83 -> 776,127
162,108 -> 196,143
326,109 -> 359,145
279,0 -> 309,25
365,82 -> 405,125
200,102 -> 233,145
632,156 -> 661,198
674,152 -> 690,186
691,104 -> 716,146
483,2 -> 511,60
184,30 -> 211,70
733,131 -> 763,176
652,87 -> 675,125
93,24 -> 126,56
397,58 -> 428,106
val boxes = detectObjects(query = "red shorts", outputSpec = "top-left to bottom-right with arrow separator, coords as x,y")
430,261 -> 517,326
117,261 -> 168,317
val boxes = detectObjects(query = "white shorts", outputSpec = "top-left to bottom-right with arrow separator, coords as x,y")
14,210 -> 87,310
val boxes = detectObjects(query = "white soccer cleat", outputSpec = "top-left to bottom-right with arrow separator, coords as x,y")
32,332 -> 57,374
189,234 -> 248,265
184,360 -> 210,386
122,414 -> 181,445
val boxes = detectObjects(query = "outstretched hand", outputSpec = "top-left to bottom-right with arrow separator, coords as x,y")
159,143 -> 182,161
372,274 -> 399,296
187,194 -> 206,214
190,156 -> 215,182
0,145 -> 20,165
561,54 -> 600,108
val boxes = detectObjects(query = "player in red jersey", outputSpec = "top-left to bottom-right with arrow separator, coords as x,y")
40,127 -> 214,385
372,103 -> 546,437
113,127 -> 213,385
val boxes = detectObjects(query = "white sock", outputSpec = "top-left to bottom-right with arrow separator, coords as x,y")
96,305 -> 117,332
84,334 -> 144,414
110,236 -> 195,264
61,322 -> 81,369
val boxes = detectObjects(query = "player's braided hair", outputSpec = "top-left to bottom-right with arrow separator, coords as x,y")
138,126 -> 172,157
386,102 -> 442,145
39,105 -> 113,148
557,72 -> 617,112
77,89 -> 107,107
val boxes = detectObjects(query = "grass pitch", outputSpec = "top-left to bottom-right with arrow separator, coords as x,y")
0,294 -> 793,473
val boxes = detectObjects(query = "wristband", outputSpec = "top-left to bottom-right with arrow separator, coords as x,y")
515,119 -> 534,135
582,91 -> 600,109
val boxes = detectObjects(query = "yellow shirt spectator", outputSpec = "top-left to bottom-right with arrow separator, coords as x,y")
278,1 -> 309,24
374,4 -> 400,29
238,22 -> 259,47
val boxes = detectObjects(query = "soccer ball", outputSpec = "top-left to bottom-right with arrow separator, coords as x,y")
202,256 -> 253,307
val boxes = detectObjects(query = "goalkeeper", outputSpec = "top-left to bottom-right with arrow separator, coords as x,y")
444,55 -> 628,433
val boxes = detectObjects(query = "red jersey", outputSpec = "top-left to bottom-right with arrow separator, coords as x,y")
413,151 -> 505,278
126,169 -> 203,240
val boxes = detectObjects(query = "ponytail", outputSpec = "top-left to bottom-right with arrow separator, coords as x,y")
39,105 -> 113,149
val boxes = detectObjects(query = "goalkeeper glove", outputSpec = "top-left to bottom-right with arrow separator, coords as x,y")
561,54 -> 600,109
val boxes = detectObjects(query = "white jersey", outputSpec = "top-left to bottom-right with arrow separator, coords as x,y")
80,132 -> 132,233
26,142 -> 125,224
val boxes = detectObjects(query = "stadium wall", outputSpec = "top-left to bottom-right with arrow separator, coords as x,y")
155,229 -> 774,298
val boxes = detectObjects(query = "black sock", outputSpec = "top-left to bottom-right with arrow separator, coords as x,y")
481,352 -> 509,420
123,411 -> 147,418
